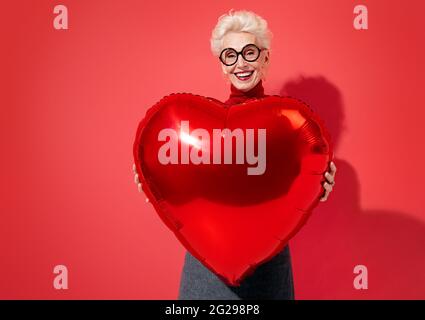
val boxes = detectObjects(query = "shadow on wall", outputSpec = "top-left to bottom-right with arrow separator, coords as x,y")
283,75 -> 425,299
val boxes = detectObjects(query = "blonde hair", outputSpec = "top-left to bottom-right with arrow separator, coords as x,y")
210,9 -> 273,57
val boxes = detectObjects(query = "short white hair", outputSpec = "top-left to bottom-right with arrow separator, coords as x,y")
210,9 -> 273,57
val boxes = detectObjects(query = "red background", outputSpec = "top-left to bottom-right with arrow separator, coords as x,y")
1,0 -> 424,299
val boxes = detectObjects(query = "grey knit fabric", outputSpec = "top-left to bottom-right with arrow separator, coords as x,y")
178,245 -> 295,300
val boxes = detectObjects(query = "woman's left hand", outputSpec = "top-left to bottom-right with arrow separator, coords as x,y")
320,161 -> 337,202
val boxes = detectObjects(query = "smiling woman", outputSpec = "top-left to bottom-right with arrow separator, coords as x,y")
211,10 -> 272,93
132,8 -> 336,300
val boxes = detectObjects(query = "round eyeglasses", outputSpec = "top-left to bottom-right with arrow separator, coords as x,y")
219,44 -> 265,66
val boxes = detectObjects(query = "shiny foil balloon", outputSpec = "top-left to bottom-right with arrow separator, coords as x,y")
133,93 -> 333,286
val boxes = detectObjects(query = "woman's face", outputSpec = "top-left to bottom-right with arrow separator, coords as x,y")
220,31 -> 270,92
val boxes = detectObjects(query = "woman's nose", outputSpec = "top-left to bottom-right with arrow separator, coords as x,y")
236,54 -> 248,68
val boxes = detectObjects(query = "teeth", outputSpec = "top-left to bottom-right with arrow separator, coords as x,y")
236,71 -> 253,77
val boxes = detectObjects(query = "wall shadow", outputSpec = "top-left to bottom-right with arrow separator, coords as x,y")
281,75 -> 425,299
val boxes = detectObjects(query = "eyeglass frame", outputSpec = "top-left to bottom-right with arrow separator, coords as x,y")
219,43 -> 267,66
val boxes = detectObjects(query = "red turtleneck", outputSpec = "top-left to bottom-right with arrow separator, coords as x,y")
224,80 -> 267,106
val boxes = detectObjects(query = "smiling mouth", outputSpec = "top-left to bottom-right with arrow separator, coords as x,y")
234,71 -> 254,81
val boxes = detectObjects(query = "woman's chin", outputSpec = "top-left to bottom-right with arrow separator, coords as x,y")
231,77 -> 260,92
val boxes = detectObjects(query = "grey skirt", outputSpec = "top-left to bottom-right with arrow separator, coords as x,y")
178,245 -> 295,300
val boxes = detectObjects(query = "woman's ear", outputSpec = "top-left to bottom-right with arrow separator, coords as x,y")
261,51 -> 270,81
264,50 -> 270,64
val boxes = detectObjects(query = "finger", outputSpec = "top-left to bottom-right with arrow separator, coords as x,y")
323,182 -> 333,193
320,185 -> 329,201
320,192 -> 329,202
330,161 -> 337,173
138,183 -> 143,193
325,172 -> 335,184
134,174 -> 140,184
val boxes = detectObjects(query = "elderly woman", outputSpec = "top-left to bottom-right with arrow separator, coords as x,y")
133,9 -> 336,300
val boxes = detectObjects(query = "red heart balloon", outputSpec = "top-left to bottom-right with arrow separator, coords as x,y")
133,93 -> 333,286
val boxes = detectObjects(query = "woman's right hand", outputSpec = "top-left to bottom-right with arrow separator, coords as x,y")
133,163 -> 149,203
